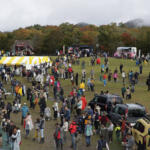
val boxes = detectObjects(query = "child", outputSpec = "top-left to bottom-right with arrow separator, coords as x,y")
33,118 -> 40,142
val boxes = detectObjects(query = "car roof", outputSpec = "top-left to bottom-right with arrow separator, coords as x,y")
116,103 -> 145,110
98,94 -> 121,98
126,103 -> 145,110
137,118 -> 150,126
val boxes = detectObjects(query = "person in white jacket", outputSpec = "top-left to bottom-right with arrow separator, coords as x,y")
25,113 -> 34,137
11,128 -> 21,150
63,119 -> 69,143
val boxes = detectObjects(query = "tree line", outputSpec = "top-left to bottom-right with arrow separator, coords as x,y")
0,22 -> 150,55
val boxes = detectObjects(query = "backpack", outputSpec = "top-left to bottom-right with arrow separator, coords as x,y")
54,129 -> 61,140
98,140 -> 106,150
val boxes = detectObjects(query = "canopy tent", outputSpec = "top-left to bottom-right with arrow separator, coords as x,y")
0,56 -> 50,66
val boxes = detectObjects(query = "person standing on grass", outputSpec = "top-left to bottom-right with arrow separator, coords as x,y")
139,64 -> 143,74
53,102 -> 59,120
70,73 -> 74,86
113,71 -> 118,83
146,76 -> 150,91
33,118 -> 40,142
115,124 -> 121,141
97,135 -> 110,150
0,133 -> 2,150
125,133 -> 135,150
69,120 -> 78,150
121,85 -> 126,99
107,121 -> 114,143
75,73 -> 78,86
39,114 -> 45,144
122,71 -> 126,84
85,120 -> 93,147
101,64 -> 105,73
90,78 -> 95,92
76,99 -> 82,116
126,87 -> 131,100
120,64 -> 123,73
103,73 -> 107,87
11,127 -> 21,150
108,70 -> 112,81
94,109 -> 99,134
25,113 -> 34,138
63,119 -> 69,143
21,103 -> 29,125
54,123 -> 63,150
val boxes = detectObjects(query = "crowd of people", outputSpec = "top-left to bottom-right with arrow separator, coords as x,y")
0,54 -> 149,150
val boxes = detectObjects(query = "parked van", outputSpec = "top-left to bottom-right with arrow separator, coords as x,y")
114,47 -> 137,59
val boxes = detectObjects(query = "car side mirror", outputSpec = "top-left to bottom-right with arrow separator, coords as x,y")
148,128 -> 150,135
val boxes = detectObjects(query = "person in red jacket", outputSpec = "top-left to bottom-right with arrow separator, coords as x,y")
50,75 -> 55,86
69,121 -> 77,150
103,74 -> 107,86
96,58 -> 101,65
53,123 -> 63,150
68,67 -> 73,78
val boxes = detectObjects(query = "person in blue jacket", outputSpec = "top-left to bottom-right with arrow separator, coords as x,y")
21,103 -> 29,125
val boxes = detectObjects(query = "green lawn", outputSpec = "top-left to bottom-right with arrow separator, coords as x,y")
3,57 -> 150,150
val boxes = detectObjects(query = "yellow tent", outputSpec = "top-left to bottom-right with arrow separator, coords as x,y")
0,56 -> 50,66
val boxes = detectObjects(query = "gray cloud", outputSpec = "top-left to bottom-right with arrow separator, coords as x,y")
0,0 -> 149,31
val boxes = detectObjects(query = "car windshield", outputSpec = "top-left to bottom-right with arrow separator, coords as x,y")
128,109 -> 145,117
114,106 -> 125,115
108,95 -> 122,103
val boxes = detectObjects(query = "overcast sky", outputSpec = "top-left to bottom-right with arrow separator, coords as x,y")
0,0 -> 149,31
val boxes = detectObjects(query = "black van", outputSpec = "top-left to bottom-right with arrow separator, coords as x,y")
88,94 -> 123,111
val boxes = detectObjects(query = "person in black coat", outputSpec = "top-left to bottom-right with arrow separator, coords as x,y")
6,102 -> 12,119
38,96 -> 47,115
146,77 -> 150,91
75,73 -> 78,86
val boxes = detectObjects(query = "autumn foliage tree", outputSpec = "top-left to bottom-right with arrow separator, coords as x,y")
0,23 -> 150,55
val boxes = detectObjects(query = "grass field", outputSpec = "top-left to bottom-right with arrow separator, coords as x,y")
3,57 -> 150,150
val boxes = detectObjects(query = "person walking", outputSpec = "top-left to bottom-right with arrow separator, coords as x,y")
75,73 -> 78,86
69,120 -> 77,150
11,127 -> 21,150
39,115 -> 45,144
146,77 -> 150,91
103,74 -> 107,87
126,87 -> 131,100
21,103 -> 29,125
113,72 -> 118,82
63,119 -> 69,143
25,113 -> 34,138
107,121 -> 114,143
125,133 -> 135,150
53,102 -> 59,120
85,121 -> 93,147
139,64 -> 143,74
54,123 -> 63,150
120,64 -> 123,73
122,71 -> 126,84
97,135 -> 110,150
121,85 -> 126,99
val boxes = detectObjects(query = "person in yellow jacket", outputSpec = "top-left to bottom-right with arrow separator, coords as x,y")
79,82 -> 85,91
115,124 -> 121,141
18,86 -> 22,96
